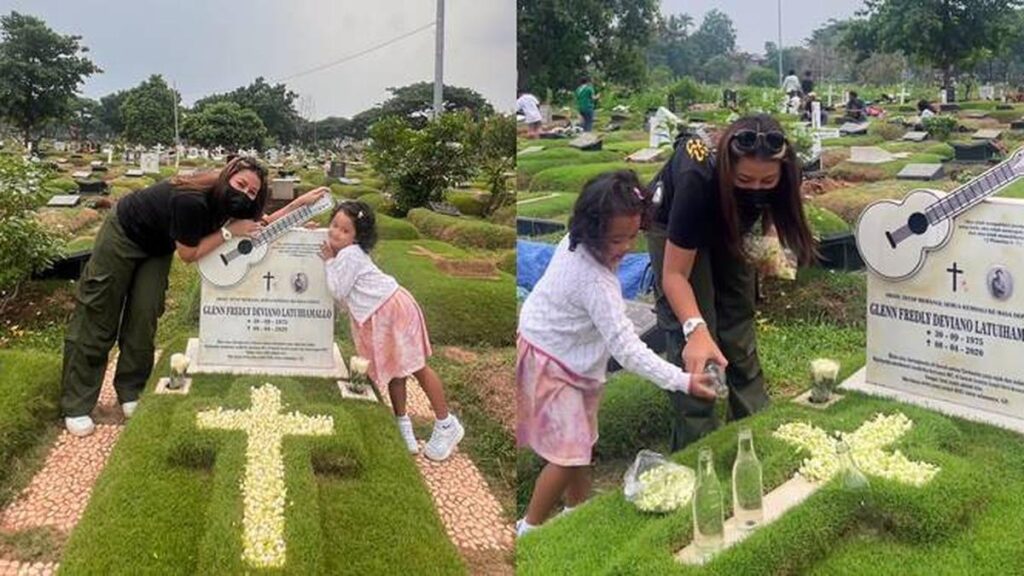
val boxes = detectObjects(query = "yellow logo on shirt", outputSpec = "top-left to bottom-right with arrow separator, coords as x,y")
685,138 -> 708,162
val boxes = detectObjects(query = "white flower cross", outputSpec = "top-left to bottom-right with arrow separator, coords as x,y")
197,384 -> 334,568
774,412 -> 939,487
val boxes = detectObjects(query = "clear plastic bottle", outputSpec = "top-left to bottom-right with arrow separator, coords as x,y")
692,447 -> 724,560
732,428 -> 764,530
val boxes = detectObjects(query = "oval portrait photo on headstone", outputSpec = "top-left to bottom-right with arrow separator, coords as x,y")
987,265 -> 1013,301
291,272 -> 309,294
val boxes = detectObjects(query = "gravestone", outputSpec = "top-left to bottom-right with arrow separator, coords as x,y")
972,129 -> 1002,140
964,110 -> 989,119
336,177 -> 361,185
939,103 -> 961,112
428,201 -> 462,217
902,131 -> 929,142
140,153 -> 159,174
517,145 -> 545,156
71,170 -> 92,179
648,106 -> 682,148
896,163 -> 945,181
997,104 -> 1014,111
811,101 -> 822,130
328,161 -> 346,178
627,148 -> 666,163
1011,119 -> 1024,130
980,85 -> 995,100
845,198 -> 1024,434
75,180 -> 108,194
53,141 -> 66,153
186,228 -> 346,378
952,141 -> 1000,163
270,178 -> 296,201
839,122 -> 869,136
569,133 -> 603,151
610,112 -> 630,123
46,194 -> 81,207
125,169 -> 144,177
849,146 -> 898,164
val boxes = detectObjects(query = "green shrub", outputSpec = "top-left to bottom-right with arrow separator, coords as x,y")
406,208 -> 515,250
376,214 -> 420,240
0,157 -> 64,304
45,176 -> 78,193
0,350 -> 62,488
497,249 -> 516,275
446,190 -> 490,217
804,204 -> 850,237
529,163 -> 662,193
868,121 -> 905,141
923,115 -> 958,141
489,204 -> 516,227
668,76 -> 704,110
593,373 -> 675,460
358,192 -> 396,216
747,67 -> 779,87
330,183 -> 379,199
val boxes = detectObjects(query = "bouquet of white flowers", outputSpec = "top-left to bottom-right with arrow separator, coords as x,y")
348,356 -> 371,394
168,353 -> 190,389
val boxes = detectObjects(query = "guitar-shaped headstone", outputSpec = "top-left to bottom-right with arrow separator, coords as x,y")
855,147 -> 1024,281
199,193 -> 336,287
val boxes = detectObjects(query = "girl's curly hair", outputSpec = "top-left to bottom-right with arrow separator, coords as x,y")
568,170 -> 651,255
329,200 -> 378,252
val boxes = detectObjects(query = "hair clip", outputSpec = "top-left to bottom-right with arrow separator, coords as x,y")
632,187 -> 645,200
357,211 -> 364,219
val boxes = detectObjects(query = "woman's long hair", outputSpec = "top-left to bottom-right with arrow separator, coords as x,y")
170,156 -> 270,218
715,115 -> 817,265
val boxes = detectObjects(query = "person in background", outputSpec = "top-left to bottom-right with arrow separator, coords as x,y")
845,91 -> 867,121
917,99 -> 938,119
781,69 -> 801,96
517,89 -> 543,139
800,70 -> 814,96
575,76 -> 598,132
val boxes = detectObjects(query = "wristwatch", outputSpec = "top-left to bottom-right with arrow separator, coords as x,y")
682,317 -> 706,339
221,226 -> 233,241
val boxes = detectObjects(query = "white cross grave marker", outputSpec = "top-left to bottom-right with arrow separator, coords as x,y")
197,384 -> 334,568
677,412 -> 938,564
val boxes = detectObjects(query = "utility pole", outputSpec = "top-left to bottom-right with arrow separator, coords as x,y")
777,0 -> 783,86
173,80 -> 180,169
433,0 -> 445,119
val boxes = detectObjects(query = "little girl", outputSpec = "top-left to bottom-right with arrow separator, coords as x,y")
320,200 -> 464,461
517,170 -> 716,536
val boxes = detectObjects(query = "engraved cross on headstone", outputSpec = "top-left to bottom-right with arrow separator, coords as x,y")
947,262 -> 963,293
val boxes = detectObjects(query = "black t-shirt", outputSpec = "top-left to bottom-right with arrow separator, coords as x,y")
116,181 -> 225,256
651,136 -> 762,250
801,78 -> 814,95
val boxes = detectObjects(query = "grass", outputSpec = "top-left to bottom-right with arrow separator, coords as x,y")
805,204 -> 850,237
809,180 -> 957,225
373,239 -> 516,347
528,162 -> 662,193
517,393 -> 1021,575
59,366 -> 465,575
0,349 -> 62,494
406,209 -> 516,250
515,193 -> 577,221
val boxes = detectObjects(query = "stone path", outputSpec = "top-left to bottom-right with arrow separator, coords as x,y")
0,351 -> 159,576
380,377 -> 514,553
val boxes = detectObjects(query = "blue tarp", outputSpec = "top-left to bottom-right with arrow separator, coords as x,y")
516,239 -> 653,300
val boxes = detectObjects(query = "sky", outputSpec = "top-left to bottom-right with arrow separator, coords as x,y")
0,0 -> 515,119
659,0 -> 866,54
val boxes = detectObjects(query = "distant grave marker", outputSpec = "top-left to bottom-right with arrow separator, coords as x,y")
902,131 -> 929,142
428,201 -> 462,217
517,146 -> 545,156
627,147 -> 666,163
839,122 -> 869,136
896,163 -> 945,181
569,133 -> 603,151
46,194 -> 81,207
972,129 -> 1002,140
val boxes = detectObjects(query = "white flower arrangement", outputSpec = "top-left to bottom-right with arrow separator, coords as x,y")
170,353 -> 190,375
196,384 -> 334,568
347,356 -> 371,394
773,412 -> 939,487
349,356 -> 370,376
633,465 -> 696,513
810,359 -> 840,384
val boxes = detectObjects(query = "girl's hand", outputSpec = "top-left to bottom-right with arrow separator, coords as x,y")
319,240 -> 336,261
226,219 -> 263,238
681,328 -> 728,376
294,186 -> 329,209
686,372 -> 719,401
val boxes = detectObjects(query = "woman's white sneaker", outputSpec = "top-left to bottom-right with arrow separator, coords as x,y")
65,415 -> 96,437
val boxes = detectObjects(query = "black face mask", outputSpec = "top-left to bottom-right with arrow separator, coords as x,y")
225,186 -> 258,218
734,188 -> 777,210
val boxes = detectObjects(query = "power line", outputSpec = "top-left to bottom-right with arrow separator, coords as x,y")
272,21 -> 435,84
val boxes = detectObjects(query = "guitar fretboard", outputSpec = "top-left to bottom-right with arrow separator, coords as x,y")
252,200 -> 329,247
925,161 -> 1017,223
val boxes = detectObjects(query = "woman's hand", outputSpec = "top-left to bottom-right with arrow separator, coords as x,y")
686,371 -> 719,401
226,219 -> 263,238
319,240 -> 336,261
681,327 -> 728,376
293,186 -> 329,209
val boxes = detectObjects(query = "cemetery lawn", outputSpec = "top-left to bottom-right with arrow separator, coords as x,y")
517,393 -> 1024,575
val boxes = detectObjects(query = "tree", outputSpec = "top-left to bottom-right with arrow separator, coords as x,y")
517,0 -> 658,93
98,89 -> 128,137
181,101 -> 267,150
194,77 -> 301,145
844,0 -> 1023,93
0,12 -> 100,147
691,9 -> 736,64
648,13 -> 696,78
120,75 -> 178,146
366,112 -> 476,216
348,82 -> 493,139
472,114 -> 516,216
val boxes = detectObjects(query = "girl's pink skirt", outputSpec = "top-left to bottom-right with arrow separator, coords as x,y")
352,287 -> 433,386
516,335 -> 604,466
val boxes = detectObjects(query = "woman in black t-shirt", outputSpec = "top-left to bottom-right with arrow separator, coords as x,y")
62,157 -> 326,437
647,115 -> 817,450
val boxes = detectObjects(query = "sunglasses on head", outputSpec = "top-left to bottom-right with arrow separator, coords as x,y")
730,129 -> 787,155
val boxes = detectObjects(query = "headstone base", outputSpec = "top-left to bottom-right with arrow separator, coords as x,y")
791,389 -> 845,409
337,380 -> 378,402
840,367 -> 1024,435
184,338 -> 349,379
155,377 -> 192,395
